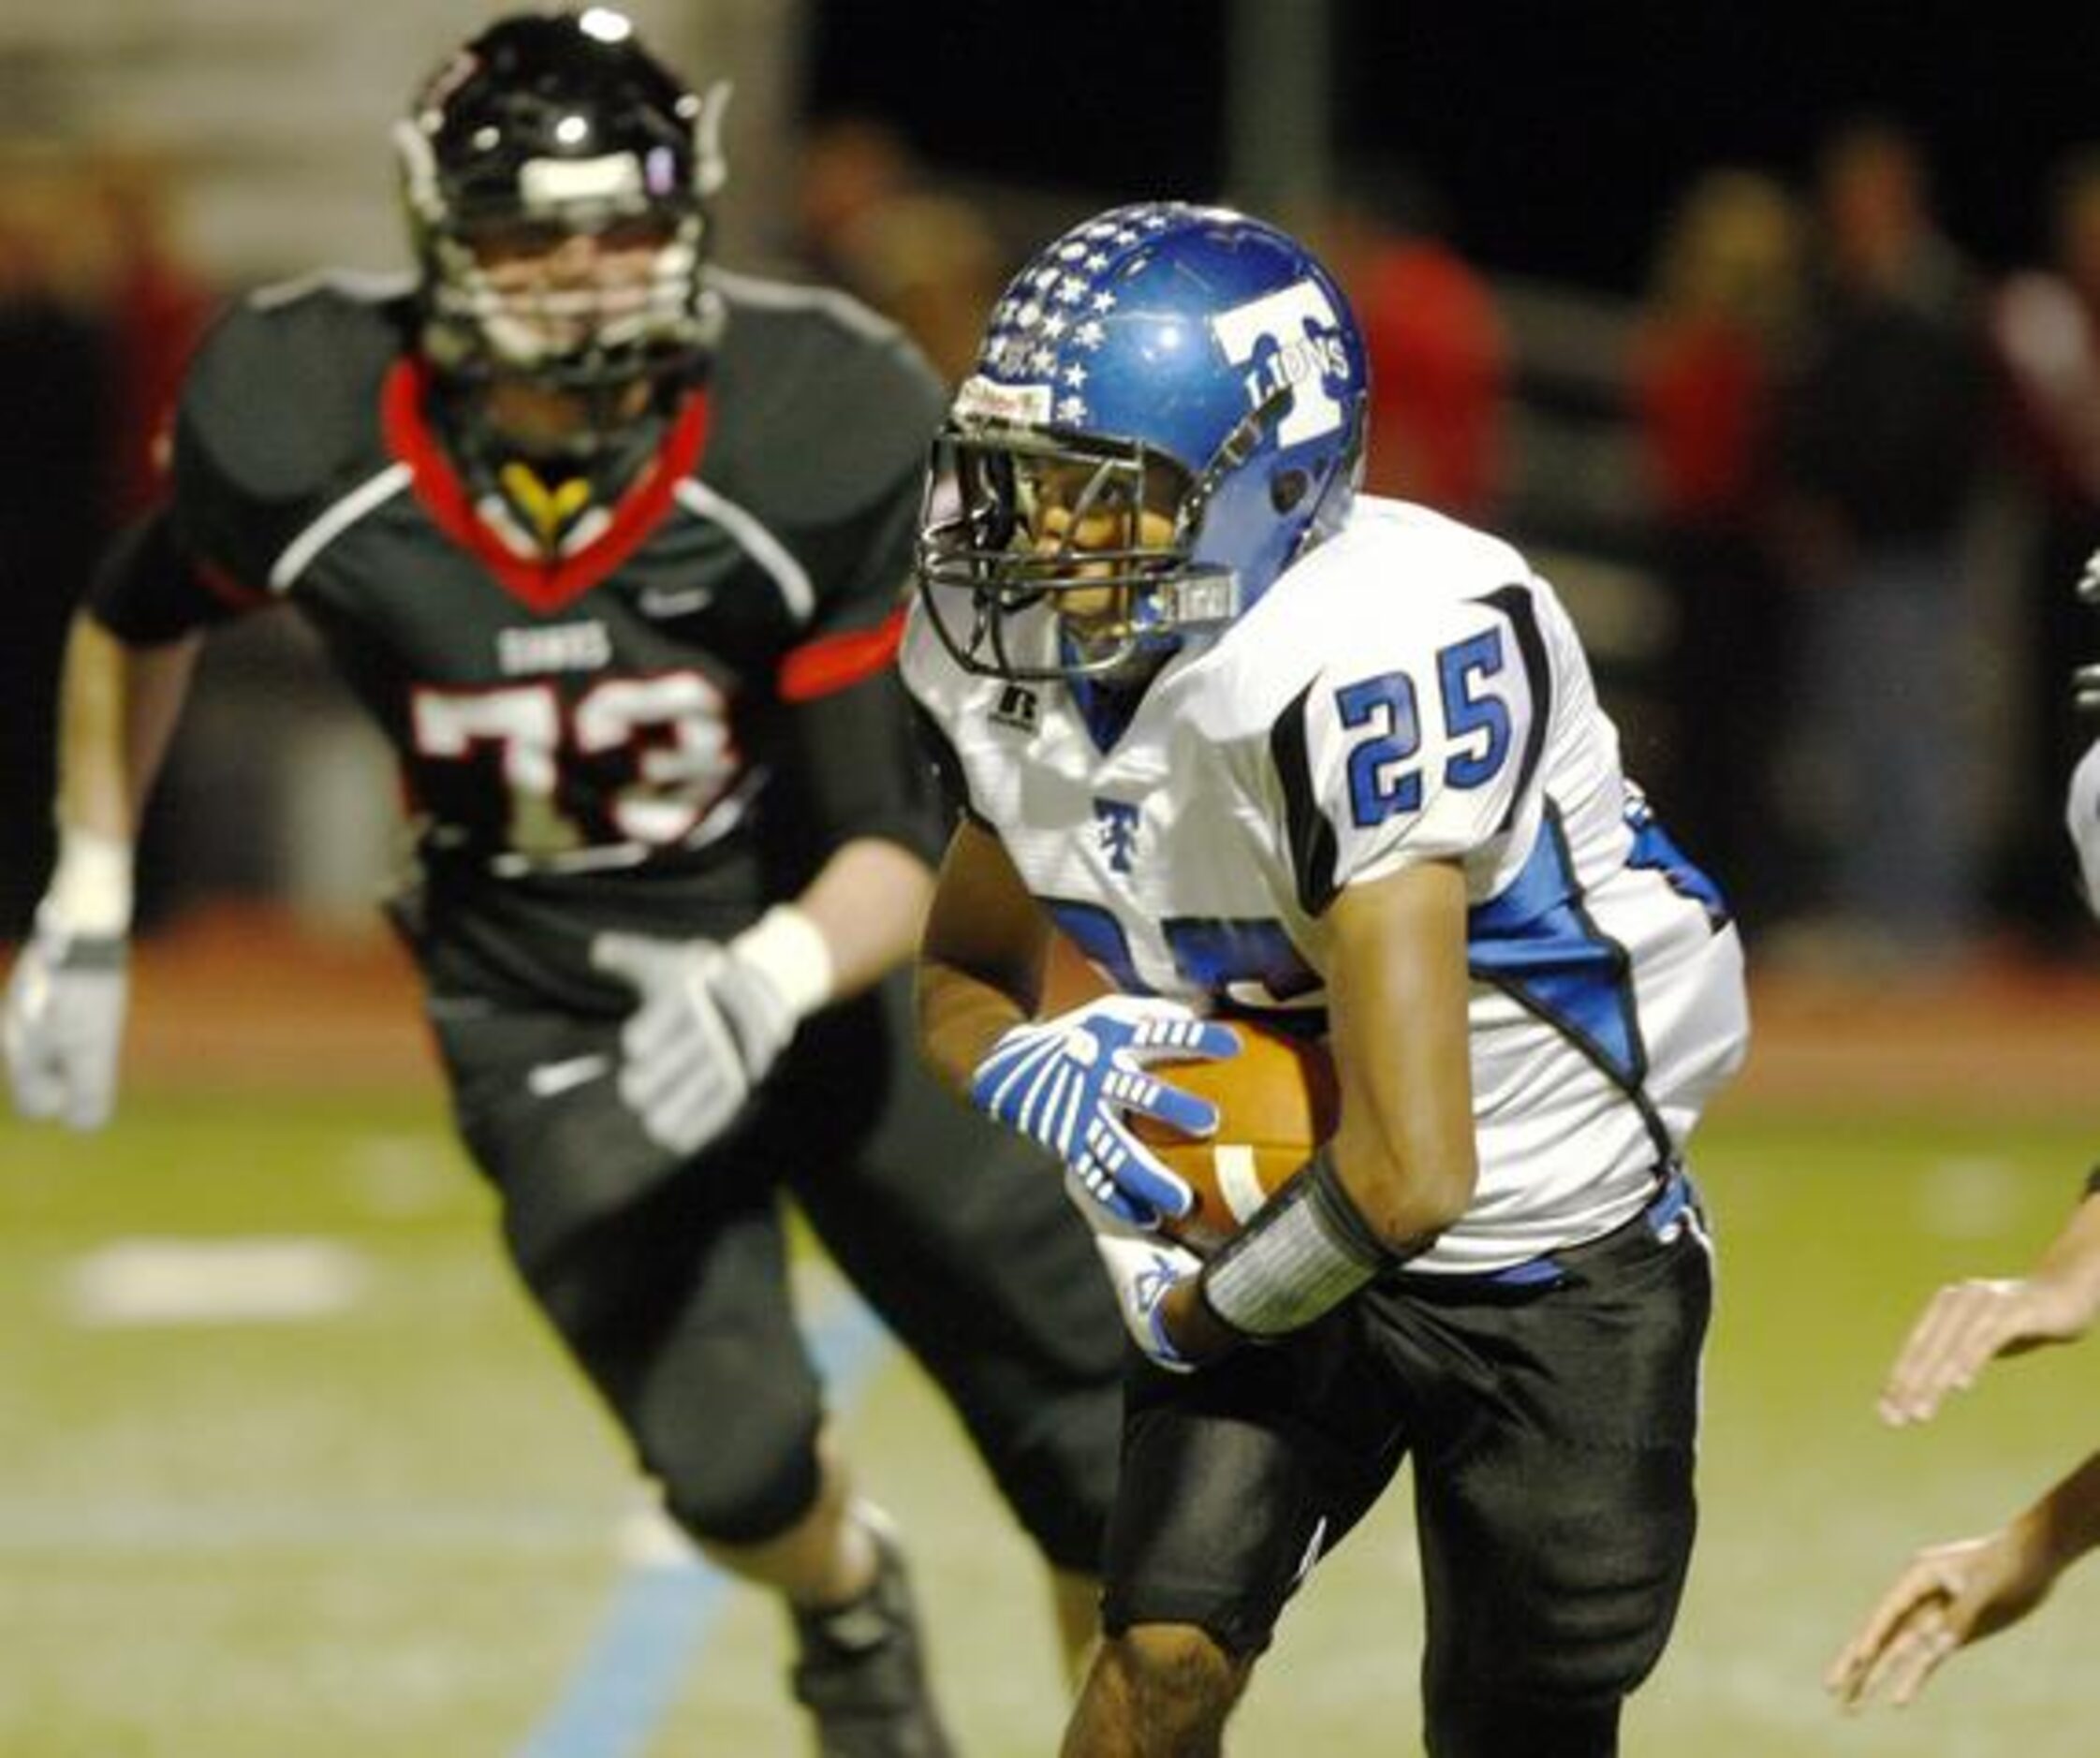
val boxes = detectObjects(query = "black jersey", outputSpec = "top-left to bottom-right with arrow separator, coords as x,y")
95,269 -> 951,1010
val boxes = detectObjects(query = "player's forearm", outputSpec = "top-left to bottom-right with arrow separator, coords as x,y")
1323,860 -> 1480,1249
44,618 -> 201,933
912,817 -> 1050,1092
914,953 -> 1032,1097
55,617 -> 199,835
788,835 -> 936,1001
2029,1189 -> 2100,1332
2019,1448 -> 2100,1582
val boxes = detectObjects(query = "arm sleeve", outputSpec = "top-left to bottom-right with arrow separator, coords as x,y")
770,451 -> 947,865
759,321 -> 950,863
89,297 -> 322,643
907,696 -> 983,831
775,664 -> 947,866
87,506 -> 264,645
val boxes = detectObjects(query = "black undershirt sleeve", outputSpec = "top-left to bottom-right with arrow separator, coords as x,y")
778,665 -> 947,870
87,507 -> 245,646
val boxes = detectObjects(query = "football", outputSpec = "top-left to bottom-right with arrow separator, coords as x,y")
1130,1018 -> 1341,1254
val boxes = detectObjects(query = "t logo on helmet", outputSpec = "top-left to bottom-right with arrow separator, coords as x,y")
1210,281 -> 1352,447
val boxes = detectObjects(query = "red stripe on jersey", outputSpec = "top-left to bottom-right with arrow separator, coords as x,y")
777,608 -> 906,702
194,554 -> 271,612
380,359 -> 710,615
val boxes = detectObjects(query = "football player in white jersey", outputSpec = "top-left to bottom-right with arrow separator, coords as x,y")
902,203 -> 1750,1757
1827,571 -> 2100,1714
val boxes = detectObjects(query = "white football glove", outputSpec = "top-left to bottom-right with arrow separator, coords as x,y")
1089,1222 -> 1206,1374
592,906 -> 831,1158
969,994 -> 1238,1229
4,920 -> 130,1131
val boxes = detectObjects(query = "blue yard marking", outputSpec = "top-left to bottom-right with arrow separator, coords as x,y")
513,1288 -> 893,1758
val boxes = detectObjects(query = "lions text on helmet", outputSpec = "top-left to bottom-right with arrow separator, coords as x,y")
915,203 -> 1369,682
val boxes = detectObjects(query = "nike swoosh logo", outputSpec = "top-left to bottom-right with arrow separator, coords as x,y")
525,1053 -> 612,1098
638,584 -> 714,619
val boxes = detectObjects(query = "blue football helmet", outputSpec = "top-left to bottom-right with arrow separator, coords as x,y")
916,202 -> 1369,681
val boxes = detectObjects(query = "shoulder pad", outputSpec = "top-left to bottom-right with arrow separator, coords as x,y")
178,278 -> 413,507
705,269 -> 947,522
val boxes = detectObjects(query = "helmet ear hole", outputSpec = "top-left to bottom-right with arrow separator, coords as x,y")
1271,468 -> 1310,514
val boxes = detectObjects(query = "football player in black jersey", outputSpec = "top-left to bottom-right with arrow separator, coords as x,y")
0,11 -> 1123,1753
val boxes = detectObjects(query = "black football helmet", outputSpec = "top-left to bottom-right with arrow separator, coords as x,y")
395,7 -> 727,394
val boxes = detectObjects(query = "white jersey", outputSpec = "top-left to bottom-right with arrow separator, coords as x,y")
903,496 -> 1749,1273
2069,738 -> 2100,917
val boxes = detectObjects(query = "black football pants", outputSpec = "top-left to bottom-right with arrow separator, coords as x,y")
1103,1181 -> 1714,1757
430,969 -> 1123,1574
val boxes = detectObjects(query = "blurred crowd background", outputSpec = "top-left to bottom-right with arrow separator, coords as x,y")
5,0 -> 2099,985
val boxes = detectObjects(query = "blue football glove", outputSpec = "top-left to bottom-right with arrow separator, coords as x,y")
970,995 -> 1240,1228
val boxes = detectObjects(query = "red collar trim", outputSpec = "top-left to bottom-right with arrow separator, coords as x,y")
381,359 -> 710,615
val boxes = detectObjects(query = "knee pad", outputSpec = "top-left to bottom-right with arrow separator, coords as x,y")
635,1361 -> 825,1546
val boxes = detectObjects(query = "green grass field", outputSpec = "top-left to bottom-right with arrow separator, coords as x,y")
7,1067 -> 2100,1755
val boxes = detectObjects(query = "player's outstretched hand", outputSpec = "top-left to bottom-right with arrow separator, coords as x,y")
969,995 -> 1240,1229
592,930 -> 797,1157
2,924 -> 129,1130
1825,1525 -> 2053,1712
1878,1273 -> 2099,1427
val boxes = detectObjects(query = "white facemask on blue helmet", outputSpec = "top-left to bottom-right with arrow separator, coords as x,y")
916,201 -> 1369,681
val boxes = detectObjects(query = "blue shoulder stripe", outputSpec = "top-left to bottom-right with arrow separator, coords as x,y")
1467,802 -> 1646,1089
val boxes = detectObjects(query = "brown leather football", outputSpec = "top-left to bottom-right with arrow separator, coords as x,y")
1131,1019 -> 1341,1254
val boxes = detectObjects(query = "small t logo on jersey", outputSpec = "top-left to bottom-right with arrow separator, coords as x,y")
1094,798 -> 1140,873
991,683 -> 1040,733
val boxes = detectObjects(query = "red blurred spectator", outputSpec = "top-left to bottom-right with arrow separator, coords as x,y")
86,151 -> 217,520
1635,170 -> 1801,531
1320,165 -> 1507,521
1631,168 -> 1804,923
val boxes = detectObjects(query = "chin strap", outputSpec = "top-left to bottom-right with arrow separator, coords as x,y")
437,376 -> 674,554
